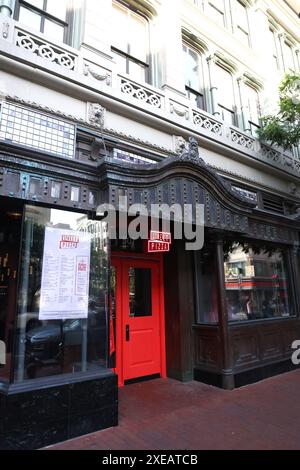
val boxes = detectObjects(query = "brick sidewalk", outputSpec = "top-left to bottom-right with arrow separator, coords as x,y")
47,370 -> 300,450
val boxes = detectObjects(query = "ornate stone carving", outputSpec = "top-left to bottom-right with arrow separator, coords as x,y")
120,78 -> 162,109
174,136 -> 188,154
88,103 -> 105,128
83,64 -> 111,86
2,21 -> 9,39
290,206 -> 300,221
179,136 -> 204,163
193,110 -> 222,135
170,102 -> 189,119
288,182 -> 298,195
89,137 -> 104,162
15,30 -> 76,70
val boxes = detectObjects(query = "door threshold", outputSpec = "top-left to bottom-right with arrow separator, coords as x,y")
124,373 -> 161,386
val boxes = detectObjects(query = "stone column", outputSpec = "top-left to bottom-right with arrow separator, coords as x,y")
215,238 -> 234,390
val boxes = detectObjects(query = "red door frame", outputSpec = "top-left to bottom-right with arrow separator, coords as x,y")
111,252 -> 166,387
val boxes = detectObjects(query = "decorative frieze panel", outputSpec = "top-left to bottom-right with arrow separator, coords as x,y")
192,110 -> 223,135
83,62 -> 112,86
0,164 -> 98,211
230,128 -> 255,151
15,28 -> 77,71
120,78 -> 163,109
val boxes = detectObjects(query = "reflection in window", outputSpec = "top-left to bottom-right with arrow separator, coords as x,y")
195,246 -> 218,324
111,1 -> 150,83
224,241 -> 294,322
235,0 -> 250,46
129,268 -> 152,317
183,43 -> 206,110
14,206 -> 108,382
283,42 -> 296,73
215,65 -> 236,125
0,203 -> 22,383
269,26 -> 280,70
244,84 -> 260,136
16,0 -> 70,44
207,0 -> 226,27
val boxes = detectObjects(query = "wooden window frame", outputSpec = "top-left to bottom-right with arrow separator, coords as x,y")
14,0 -> 74,45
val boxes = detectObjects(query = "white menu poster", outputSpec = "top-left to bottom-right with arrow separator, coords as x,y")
39,227 -> 91,320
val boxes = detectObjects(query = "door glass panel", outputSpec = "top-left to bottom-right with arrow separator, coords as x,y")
129,268 -> 152,317
109,266 -> 116,367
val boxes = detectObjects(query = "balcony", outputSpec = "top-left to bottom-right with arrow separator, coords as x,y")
0,15 -> 299,180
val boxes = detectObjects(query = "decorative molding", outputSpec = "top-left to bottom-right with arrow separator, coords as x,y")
193,110 -> 223,135
15,29 -> 76,70
174,135 -> 188,154
231,128 -> 255,150
210,164 -> 300,200
87,103 -> 106,128
2,21 -> 9,39
120,78 -> 162,109
103,127 -> 176,155
83,64 -> 111,86
5,94 -> 88,125
3,95 -> 175,155
170,102 -> 189,119
179,136 -> 205,164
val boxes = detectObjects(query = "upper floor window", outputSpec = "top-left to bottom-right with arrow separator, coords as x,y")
183,43 -> 206,110
215,65 -> 236,125
207,0 -> 226,27
234,0 -> 250,46
269,26 -> 280,70
111,1 -> 150,84
283,41 -> 296,73
14,0 -> 72,44
244,84 -> 260,136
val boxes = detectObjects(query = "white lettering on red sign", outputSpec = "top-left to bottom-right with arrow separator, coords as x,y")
150,231 -> 171,243
147,241 -> 170,252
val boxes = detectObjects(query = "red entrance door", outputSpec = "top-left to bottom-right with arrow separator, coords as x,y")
111,255 -> 165,386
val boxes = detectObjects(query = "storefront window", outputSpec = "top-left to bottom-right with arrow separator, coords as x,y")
14,205 -> 109,382
224,241 -> 294,322
195,246 -> 219,324
0,201 -> 22,383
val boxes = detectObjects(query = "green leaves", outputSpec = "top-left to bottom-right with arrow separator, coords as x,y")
258,73 -> 300,150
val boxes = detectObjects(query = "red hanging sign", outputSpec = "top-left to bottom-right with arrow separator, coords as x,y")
147,231 -> 172,253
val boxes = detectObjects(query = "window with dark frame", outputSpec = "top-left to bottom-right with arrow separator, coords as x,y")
183,43 -> 206,111
244,84 -> 261,136
234,0 -> 250,47
194,245 -> 219,324
111,0 -> 150,84
207,0 -> 226,27
224,241 -> 295,323
283,40 -> 296,73
14,0 -> 73,45
215,64 -> 237,125
269,26 -> 280,70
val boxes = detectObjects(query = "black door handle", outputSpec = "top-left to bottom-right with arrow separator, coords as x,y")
126,324 -> 130,342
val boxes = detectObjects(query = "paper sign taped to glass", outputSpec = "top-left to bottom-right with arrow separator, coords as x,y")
39,227 -> 91,320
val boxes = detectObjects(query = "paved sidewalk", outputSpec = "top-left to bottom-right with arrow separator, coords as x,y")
48,370 -> 300,450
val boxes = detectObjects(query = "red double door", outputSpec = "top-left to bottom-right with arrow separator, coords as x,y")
111,255 -> 166,386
